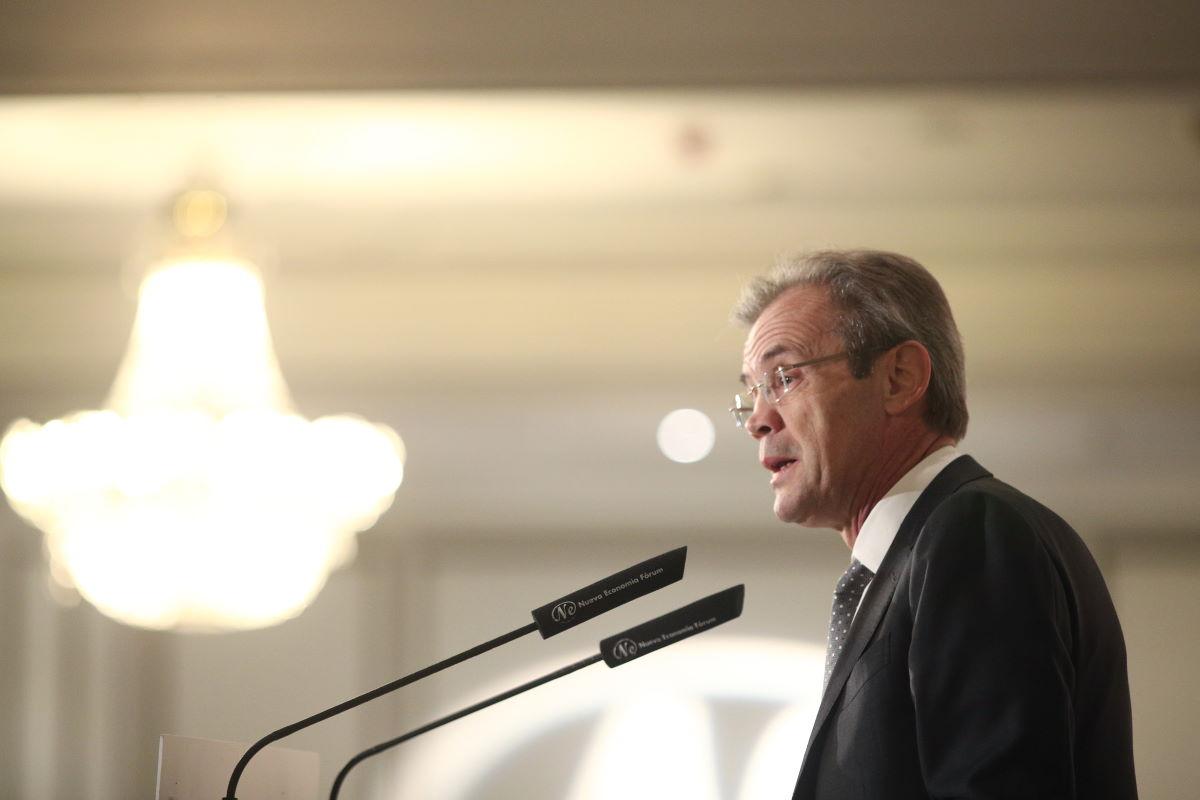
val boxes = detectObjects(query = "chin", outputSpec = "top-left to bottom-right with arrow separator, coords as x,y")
774,492 -> 830,529
773,496 -> 809,526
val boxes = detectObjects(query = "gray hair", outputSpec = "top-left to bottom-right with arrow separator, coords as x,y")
733,249 -> 968,440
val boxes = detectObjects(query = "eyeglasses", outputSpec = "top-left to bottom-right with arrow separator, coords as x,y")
729,351 -> 850,429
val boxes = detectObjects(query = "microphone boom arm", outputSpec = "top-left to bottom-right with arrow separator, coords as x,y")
327,584 -> 745,800
222,621 -> 539,800
329,653 -> 605,800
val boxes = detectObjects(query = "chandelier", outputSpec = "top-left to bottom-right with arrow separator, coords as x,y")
0,190 -> 405,631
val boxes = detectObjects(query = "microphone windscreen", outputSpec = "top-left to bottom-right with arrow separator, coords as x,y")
599,584 -> 745,668
531,547 -> 687,638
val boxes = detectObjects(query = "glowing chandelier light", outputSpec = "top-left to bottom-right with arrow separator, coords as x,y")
0,190 -> 405,631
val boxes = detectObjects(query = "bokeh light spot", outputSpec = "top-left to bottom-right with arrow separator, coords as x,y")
656,409 -> 715,463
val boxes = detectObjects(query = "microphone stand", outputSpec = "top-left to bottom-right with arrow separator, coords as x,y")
222,621 -> 538,800
327,583 -> 745,800
222,545 -> 688,799
329,653 -> 605,800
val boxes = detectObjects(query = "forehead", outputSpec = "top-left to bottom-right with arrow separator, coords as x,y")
741,284 -> 838,370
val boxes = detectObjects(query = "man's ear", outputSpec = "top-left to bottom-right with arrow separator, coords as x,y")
881,340 -> 933,416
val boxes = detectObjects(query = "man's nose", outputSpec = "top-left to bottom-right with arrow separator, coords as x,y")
745,392 -> 780,439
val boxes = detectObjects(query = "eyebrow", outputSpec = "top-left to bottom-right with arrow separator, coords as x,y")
738,344 -> 800,385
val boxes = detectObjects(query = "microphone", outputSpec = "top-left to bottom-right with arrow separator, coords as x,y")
328,584 -> 745,800
221,546 -> 687,800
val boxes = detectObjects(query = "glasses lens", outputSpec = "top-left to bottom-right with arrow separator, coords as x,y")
730,394 -> 752,428
772,366 -> 792,398
756,373 -> 781,404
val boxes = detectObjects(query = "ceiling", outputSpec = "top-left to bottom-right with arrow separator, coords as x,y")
2,1 -> 1199,92
1,5 -> 1198,546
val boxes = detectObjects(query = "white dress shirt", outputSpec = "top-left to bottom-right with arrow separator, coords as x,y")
850,445 -> 963,617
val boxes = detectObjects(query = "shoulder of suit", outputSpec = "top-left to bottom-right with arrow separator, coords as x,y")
912,476 -> 1068,561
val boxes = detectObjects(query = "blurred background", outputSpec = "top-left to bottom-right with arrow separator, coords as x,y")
1,2 -> 1199,798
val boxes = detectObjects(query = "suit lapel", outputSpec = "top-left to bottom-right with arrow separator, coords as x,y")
799,456 -> 992,767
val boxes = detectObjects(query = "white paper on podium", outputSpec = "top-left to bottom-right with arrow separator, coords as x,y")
155,734 -> 319,800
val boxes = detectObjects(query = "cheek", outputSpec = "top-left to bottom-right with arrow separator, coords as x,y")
793,398 -> 840,442
831,395 -> 886,456
779,405 -> 820,448
779,407 -> 838,480
796,389 -> 879,461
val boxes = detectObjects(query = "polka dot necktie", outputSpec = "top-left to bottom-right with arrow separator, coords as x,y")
823,558 -> 875,689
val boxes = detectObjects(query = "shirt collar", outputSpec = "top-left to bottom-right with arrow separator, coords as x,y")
851,445 -> 962,573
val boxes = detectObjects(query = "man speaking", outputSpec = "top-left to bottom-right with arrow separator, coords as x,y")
730,250 -> 1137,799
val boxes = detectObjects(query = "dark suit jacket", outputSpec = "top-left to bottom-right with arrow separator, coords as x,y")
793,456 -> 1137,799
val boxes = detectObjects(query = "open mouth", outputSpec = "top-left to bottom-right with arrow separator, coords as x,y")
763,456 -> 797,475
767,459 -> 797,488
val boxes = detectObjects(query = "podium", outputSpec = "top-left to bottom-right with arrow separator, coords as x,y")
155,734 -> 319,800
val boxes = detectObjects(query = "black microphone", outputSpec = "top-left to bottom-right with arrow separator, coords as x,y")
328,584 -> 745,800
221,546 -> 687,800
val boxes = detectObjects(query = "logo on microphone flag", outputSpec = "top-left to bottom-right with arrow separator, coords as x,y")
610,638 -> 640,661
551,601 -> 577,623
531,547 -> 687,638
600,585 -> 744,668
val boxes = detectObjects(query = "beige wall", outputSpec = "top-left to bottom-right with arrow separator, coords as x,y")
1113,538 -> 1200,800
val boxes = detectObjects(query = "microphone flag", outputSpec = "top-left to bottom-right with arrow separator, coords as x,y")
600,584 -> 744,667
531,546 -> 687,638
